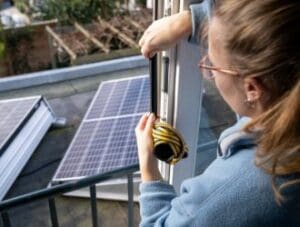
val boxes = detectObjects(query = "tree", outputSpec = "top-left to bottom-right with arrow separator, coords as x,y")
39,0 -> 116,24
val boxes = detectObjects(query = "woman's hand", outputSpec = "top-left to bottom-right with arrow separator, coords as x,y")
139,10 -> 192,58
135,113 -> 162,182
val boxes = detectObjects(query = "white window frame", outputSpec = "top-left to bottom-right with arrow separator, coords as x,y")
157,0 -> 204,192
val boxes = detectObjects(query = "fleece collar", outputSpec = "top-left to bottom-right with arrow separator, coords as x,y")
217,117 -> 257,159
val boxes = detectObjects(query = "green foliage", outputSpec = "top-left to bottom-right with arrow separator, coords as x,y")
136,0 -> 146,7
5,27 -> 34,74
39,0 -> 116,24
0,43 -> 4,59
5,27 -> 33,47
0,24 -> 5,59
14,0 -> 29,13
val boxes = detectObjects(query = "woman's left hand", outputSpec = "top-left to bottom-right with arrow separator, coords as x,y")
135,113 -> 162,182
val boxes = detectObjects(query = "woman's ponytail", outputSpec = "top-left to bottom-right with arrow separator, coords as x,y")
246,79 -> 300,203
214,0 -> 300,203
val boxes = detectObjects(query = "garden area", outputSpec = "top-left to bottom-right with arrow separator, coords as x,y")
0,0 -> 151,77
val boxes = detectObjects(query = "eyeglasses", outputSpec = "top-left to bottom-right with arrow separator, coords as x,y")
198,55 -> 239,80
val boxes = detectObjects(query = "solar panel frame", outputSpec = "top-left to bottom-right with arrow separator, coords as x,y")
85,75 -> 150,120
52,76 -> 149,182
0,96 -> 41,154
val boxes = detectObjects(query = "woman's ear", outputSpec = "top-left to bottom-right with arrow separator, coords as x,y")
243,77 -> 264,102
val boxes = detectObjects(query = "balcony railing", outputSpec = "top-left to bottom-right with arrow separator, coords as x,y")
0,164 -> 139,227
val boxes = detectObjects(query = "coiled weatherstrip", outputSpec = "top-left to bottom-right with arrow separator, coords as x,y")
152,120 -> 189,165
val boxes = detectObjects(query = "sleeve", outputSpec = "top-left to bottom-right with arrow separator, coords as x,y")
139,181 -> 195,227
138,159 -> 239,227
188,0 -> 214,44
138,148 -> 256,227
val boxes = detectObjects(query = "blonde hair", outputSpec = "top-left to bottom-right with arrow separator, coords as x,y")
214,0 -> 300,203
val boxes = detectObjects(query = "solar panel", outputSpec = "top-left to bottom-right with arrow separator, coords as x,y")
53,76 -> 149,181
86,76 -> 149,119
0,97 -> 40,153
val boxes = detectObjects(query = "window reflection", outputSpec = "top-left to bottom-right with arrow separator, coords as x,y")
195,79 -> 236,175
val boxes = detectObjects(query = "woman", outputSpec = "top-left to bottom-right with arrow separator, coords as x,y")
135,0 -> 300,226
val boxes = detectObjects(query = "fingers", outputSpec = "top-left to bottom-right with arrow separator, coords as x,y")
140,35 -> 157,58
141,45 -> 153,59
139,12 -> 192,59
135,112 -> 156,133
148,50 -> 157,58
136,113 -> 149,131
139,25 -> 159,58
140,45 -> 149,59
139,28 -> 151,58
145,113 -> 156,132
139,33 -> 146,47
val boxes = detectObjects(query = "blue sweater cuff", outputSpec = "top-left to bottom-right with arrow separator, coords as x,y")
140,180 -> 176,193
188,2 -> 212,44
139,181 -> 177,219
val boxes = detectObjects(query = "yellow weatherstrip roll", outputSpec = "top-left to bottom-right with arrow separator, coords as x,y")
152,120 -> 189,165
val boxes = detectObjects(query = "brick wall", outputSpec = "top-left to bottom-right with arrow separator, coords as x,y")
0,21 -> 56,77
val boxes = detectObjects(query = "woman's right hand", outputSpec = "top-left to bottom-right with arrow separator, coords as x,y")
135,113 -> 162,182
139,10 -> 192,58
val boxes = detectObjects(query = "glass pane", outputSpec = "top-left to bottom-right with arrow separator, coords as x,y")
195,79 -> 236,175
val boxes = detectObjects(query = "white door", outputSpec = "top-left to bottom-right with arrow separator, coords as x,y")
157,0 -> 236,192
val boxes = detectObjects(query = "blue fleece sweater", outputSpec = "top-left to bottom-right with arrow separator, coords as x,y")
139,118 -> 300,226
189,0 -> 214,44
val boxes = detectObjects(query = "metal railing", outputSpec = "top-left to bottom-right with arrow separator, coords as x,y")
0,165 -> 139,227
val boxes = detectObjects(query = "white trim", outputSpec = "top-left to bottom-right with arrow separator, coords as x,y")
0,96 -> 41,103
84,113 -> 143,122
100,74 -> 148,85
169,39 -> 203,192
0,101 -> 55,200
155,0 -> 204,191
0,56 -> 148,92
64,177 -> 141,202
